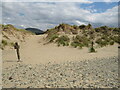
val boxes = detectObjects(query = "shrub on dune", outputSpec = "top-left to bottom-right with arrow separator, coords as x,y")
112,36 -> 120,44
109,41 -> 114,45
95,38 -> 108,47
48,34 -> 59,43
71,35 -> 90,48
2,40 -> 8,47
95,35 -> 118,47
71,42 -> 78,48
45,23 -> 120,51
56,35 -> 70,46
0,40 -> 8,49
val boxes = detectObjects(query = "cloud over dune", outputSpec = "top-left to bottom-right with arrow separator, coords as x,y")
2,2 -> 118,30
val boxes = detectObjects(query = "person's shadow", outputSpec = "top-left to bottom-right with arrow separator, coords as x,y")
3,60 -> 22,63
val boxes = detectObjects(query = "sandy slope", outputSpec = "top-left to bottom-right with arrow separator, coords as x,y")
2,34 -> 118,67
2,34 -> 119,88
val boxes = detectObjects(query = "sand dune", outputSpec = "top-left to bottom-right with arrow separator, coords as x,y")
3,34 -> 118,67
2,34 -> 119,88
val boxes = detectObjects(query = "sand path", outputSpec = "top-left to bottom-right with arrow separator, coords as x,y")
2,35 -> 118,67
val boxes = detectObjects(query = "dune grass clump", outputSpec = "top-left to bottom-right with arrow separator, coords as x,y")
2,24 -> 34,35
10,42 -> 15,46
48,34 -> 59,43
46,29 -> 58,41
2,24 -> 14,29
0,39 -> 15,50
71,42 -> 81,48
56,35 -> 70,46
112,36 -> 120,44
71,35 -> 90,48
0,40 -> 8,49
95,35 -> 117,47
109,40 -> 114,45
46,29 -> 58,35
95,38 -> 108,47
2,40 -> 8,47
71,41 -> 84,48
45,23 -> 120,51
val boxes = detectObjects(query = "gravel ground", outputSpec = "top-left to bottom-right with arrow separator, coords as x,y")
3,56 -> 118,88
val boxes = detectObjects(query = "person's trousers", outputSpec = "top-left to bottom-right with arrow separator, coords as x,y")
16,49 -> 20,60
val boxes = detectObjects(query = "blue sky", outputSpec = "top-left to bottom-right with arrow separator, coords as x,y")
79,2 -> 118,13
2,2 -> 119,30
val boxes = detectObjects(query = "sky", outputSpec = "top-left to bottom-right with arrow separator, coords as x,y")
1,0 -> 119,30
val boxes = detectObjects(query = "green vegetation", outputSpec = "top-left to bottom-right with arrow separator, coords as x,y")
95,35 -> 118,47
46,23 -> 120,52
95,38 -> 108,47
2,24 -> 15,29
2,23 -> 119,52
10,42 -> 15,46
0,39 -> 15,50
71,29 -> 78,34
2,24 -> 34,35
79,25 -> 86,30
2,40 -> 8,47
56,35 -> 70,46
71,35 -> 90,48
112,36 -> 120,44
46,29 -> 58,35
0,40 -> 8,49
1,24 -> 36,49
109,40 -> 114,45
48,34 -> 59,42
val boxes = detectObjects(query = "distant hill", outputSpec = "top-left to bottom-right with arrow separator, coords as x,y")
25,28 -> 45,35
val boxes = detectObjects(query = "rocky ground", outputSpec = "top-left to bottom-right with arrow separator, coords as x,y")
3,56 -> 118,88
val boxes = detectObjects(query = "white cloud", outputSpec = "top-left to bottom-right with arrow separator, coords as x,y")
103,0 -> 119,2
90,6 -> 118,27
103,0 -> 112,2
75,20 -> 87,25
3,0 -> 93,3
2,2 -> 118,30
3,0 -> 119,2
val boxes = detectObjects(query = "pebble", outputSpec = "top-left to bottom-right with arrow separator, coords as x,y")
3,56 -> 118,88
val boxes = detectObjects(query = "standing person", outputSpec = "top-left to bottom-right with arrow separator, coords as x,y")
91,41 -> 94,48
14,42 -> 21,62
90,41 -> 95,53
